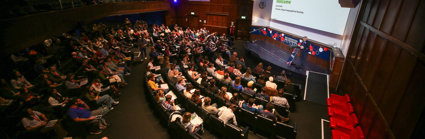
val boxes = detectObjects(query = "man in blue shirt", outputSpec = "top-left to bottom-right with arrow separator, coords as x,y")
242,98 -> 263,113
68,98 -> 107,134
299,36 -> 310,67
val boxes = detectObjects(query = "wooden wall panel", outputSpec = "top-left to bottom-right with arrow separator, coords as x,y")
406,0 -> 425,52
337,0 -> 425,138
391,64 -> 425,138
371,0 -> 389,29
173,0 -> 252,35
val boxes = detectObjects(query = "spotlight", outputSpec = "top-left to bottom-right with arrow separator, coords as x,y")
173,0 -> 178,3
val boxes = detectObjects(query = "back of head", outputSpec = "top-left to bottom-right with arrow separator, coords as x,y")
165,95 -> 172,101
247,81 -> 254,88
248,98 -> 255,106
182,112 -> 191,123
265,103 -> 274,111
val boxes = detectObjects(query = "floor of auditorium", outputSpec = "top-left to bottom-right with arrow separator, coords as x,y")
87,40 -> 330,139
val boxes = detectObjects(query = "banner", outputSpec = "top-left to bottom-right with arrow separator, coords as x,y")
250,26 -> 331,61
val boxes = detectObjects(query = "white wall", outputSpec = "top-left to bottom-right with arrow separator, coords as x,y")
339,1 -> 362,57
252,0 -> 273,27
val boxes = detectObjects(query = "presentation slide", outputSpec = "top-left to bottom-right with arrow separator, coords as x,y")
271,0 -> 350,35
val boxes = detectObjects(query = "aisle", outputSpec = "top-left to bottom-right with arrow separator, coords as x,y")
89,63 -> 170,139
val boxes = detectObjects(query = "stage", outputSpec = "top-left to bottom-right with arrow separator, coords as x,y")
245,40 -> 329,76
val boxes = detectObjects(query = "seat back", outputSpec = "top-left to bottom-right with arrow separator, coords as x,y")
208,115 -> 247,139
234,108 -> 257,128
275,121 -> 296,139
255,115 -> 276,138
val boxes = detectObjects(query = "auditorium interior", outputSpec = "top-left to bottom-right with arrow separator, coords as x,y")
0,0 -> 424,138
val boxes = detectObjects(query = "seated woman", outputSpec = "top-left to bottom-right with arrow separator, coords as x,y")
168,64 -> 182,84
206,63 -> 215,75
190,89 -> 202,105
155,90 -> 166,103
182,54 -> 191,66
215,55 -> 225,67
90,79 -> 111,94
184,84 -> 194,99
202,97 -> 218,114
206,79 -> 219,93
218,86 -> 231,101
175,77 -> 186,92
260,103 -> 290,123
187,65 -> 200,80
181,112 -> 202,134
232,77 -> 243,92
227,62 -> 235,73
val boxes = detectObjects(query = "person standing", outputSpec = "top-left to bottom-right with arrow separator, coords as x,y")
299,36 -> 310,67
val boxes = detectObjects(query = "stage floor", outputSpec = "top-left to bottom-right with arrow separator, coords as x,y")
245,40 -> 328,76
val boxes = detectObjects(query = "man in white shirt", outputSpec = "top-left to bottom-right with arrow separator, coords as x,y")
265,76 -> 277,90
215,56 -> 225,67
218,104 -> 238,125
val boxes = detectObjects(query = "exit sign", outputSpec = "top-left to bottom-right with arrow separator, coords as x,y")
191,12 -> 195,15
241,16 -> 246,19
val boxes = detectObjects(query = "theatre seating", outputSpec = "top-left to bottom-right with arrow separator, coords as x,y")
327,94 -> 364,139
160,62 -> 248,139
234,108 -> 296,139
332,126 -> 364,139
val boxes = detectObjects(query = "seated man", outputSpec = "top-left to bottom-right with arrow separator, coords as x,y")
147,74 -> 167,93
242,81 -> 257,96
85,91 -> 119,110
265,76 -> 278,90
260,103 -> 289,123
22,108 -> 66,138
162,95 -> 180,112
275,70 -> 288,83
270,89 -> 290,109
218,104 -> 238,125
242,98 -> 263,113
68,98 -> 108,135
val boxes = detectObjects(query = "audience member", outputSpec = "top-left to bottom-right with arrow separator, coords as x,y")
218,104 -> 238,125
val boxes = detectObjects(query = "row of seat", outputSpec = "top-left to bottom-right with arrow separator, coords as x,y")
327,94 -> 364,139
144,63 -> 202,139
160,60 -> 249,139
184,58 -> 297,139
